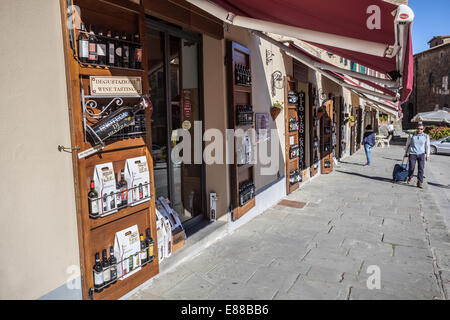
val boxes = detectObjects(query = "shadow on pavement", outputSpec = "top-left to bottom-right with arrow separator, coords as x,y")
338,160 -> 365,167
428,182 -> 450,189
336,170 -> 420,188
382,157 -> 404,162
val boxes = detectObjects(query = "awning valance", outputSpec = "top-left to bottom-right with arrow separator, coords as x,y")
186,0 -> 414,102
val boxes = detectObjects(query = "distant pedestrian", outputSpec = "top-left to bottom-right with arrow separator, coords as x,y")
388,121 -> 395,139
362,125 -> 376,166
404,123 -> 430,188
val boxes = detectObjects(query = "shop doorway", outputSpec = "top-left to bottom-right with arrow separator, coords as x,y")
146,18 -> 205,227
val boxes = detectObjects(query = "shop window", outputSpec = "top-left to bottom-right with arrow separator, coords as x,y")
359,65 -> 366,74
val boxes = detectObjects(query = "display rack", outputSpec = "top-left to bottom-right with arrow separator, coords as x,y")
309,84 -> 319,177
320,100 -> 334,174
226,41 -> 255,221
60,0 -> 158,300
284,77 -> 301,194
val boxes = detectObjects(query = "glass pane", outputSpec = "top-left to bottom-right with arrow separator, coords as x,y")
148,30 -> 169,200
179,39 -> 202,222
169,35 -> 183,218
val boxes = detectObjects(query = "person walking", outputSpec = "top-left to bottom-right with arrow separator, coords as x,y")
404,123 -> 430,188
388,121 -> 395,139
362,124 -> 376,166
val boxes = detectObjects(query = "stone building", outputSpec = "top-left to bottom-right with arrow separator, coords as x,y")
403,36 -> 450,128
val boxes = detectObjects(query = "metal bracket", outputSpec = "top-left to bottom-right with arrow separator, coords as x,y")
58,145 -> 80,153
266,49 -> 275,65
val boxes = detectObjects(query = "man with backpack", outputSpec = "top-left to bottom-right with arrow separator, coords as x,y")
404,123 -> 430,188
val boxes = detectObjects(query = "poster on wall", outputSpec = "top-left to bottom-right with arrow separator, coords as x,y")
255,113 -> 270,143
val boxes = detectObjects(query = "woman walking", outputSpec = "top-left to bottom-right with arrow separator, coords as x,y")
362,125 -> 376,166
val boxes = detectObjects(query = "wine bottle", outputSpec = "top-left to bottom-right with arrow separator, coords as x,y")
108,246 -> 117,285
88,25 -> 97,64
88,180 -> 99,218
97,29 -> 106,65
115,173 -> 121,209
87,96 -> 151,145
78,23 -> 89,63
114,32 -> 122,67
122,33 -> 130,69
140,234 -> 148,266
106,30 -> 115,66
235,64 -> 240,85
119,169 -> 128,208
133,33 -> 142,70
145,228 -> 154,262
101,249 -> 111,288
93,252 -> 104,293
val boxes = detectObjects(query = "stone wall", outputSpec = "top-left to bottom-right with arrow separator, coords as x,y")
403,44 -> 450,127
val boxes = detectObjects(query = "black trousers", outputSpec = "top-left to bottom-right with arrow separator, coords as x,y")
408,153 -> 425,183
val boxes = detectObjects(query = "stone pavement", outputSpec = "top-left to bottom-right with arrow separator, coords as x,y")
130,145 -> 450,300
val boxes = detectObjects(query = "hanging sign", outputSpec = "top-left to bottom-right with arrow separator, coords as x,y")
90,76 -> 142,96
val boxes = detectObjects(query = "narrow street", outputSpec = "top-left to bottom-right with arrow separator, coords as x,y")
130,145 -> 449,300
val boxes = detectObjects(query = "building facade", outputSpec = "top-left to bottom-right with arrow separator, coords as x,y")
403,36 -> 450,128
0,0 -> 407,299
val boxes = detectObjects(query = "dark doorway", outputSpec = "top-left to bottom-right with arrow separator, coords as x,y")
146,18 -> 205,227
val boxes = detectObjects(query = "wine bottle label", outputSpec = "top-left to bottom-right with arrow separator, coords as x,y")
108,44 -> 115,63
110,265 -> 117,279
97,44 -> 106,56
123,47 -> 129,62
103,266 -> 111,283
133,253 -> 140,268
140,250 -> 147,262
148,244 -> 153,257
79,40 -> 89,58
121,188 -> 128,201
89,199 -> 98,215
94,271 -> 103,285
135,48 -> 142,62
116,47 -> 122,57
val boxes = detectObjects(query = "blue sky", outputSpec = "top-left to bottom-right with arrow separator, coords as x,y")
409,0 -> 450,54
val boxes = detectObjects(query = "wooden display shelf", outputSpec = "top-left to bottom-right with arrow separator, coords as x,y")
289,182 -> 299,193
89,200 -> 151,230
232,198 -> 256,221
320,100 -> 334,174
60,0 -> 158,300
285,76 -> 300,195
80,65 -> 146,76
227,40 -> 256,221
309,84 -> 319,178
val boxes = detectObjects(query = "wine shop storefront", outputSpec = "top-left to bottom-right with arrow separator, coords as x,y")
0,0 -> 410,300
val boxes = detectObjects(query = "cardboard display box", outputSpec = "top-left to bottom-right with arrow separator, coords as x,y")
124,156 -> 151,207
93,162 -> 118,216
113,224 -> 141,280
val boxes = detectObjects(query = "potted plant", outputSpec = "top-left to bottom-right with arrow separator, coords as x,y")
349,115 -> 355,126
270,100 -> 284,120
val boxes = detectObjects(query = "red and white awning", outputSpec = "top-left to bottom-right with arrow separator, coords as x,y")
186,0 -> 414,102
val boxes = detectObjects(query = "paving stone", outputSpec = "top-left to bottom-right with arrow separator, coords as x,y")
284,277 -> 348,300
203,260 -> 261,285
162,273 -> 216,300
206,282 -> 278,300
